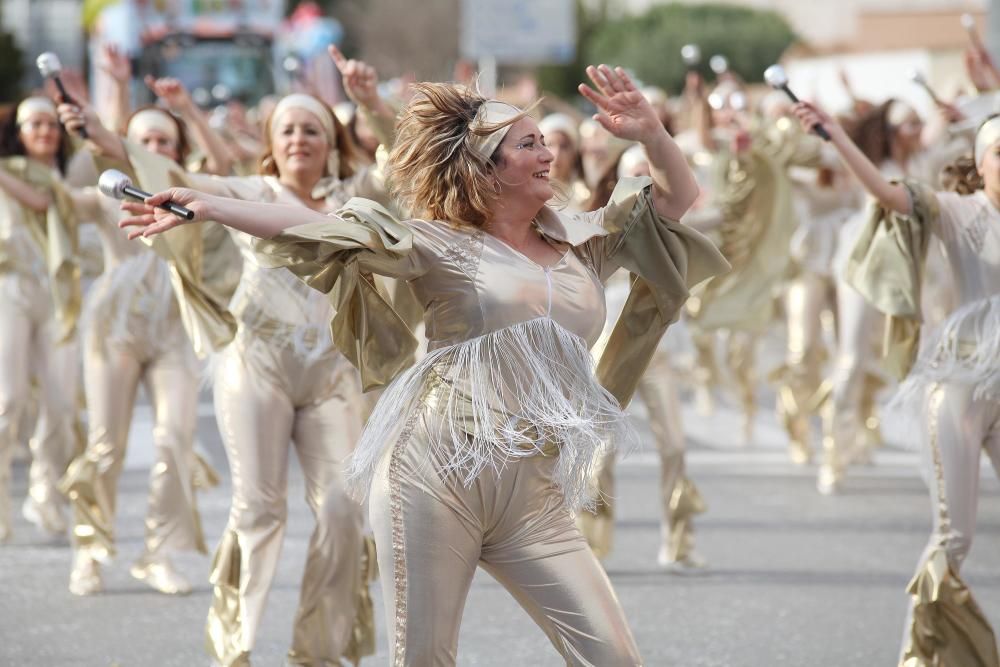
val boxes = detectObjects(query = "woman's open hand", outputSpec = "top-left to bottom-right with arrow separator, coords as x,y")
578,65 -> 662,144
118,187 -> 210,240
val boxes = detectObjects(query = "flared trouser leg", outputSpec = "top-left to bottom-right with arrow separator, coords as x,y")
141,340 -> 204,556
824,285 -> 879,486
776,273 -> 829,465
208,345 -> 364,667
371,414 -> 643,667
287,363 -> 364,666
899,383 -> 1000,667
636,348 -> 704,562
0,298 -> 32,537
26,330 -> 78,511
64,336 -> 142,559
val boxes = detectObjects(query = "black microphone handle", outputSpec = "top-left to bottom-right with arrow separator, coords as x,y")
52,76 -> 89,139
780,85 -> 831,141
122,184 -> 195,221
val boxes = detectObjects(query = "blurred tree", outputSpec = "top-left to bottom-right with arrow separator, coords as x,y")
585,3 -> 797,93
0,30 -> 24,103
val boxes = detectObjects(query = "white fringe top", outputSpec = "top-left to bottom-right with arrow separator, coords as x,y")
895,189 -> 1000,407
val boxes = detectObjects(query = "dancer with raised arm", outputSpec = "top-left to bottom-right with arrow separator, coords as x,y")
61,46 -> 393,667
0,97 -> 80,542
793,100 -> 1000,667
120,64 -> 727,665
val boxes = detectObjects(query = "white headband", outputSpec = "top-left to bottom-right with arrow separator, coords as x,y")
887,100 -> 919,127
469,100 -> 522,160
975,115 -> 1000,167
126,108 -> 179,144
270,94 -> 336,144
16,97 -> 57,126
538,113 -> 579,150
617,144 -> 648,179
269,94 -> 339,177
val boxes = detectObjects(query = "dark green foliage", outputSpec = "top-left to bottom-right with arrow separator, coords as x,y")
0,30 -> 24,103
539,2 -> 797,99
585,3 -> 797,93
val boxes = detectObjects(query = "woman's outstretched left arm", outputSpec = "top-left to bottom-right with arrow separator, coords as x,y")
579,64 -> 699,220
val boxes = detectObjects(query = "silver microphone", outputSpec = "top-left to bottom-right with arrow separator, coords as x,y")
98,169 -> 194,221
36,52 -> 88,138
764,64 -> 830,141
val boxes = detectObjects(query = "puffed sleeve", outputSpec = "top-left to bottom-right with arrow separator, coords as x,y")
844,180 -> 936,378
572,176 -> 729,406
255,197 -> 429,389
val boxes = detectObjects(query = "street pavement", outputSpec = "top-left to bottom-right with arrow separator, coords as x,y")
3,382 -> 1000,667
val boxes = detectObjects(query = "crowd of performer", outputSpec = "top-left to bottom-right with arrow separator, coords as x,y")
0,34 -> 998,666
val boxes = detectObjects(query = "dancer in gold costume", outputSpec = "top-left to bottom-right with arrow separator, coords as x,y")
0,97 -> 80,542
578,144 -> 707,570
57,106 -> 213,596
120,65 -> 727,665
794,101 -> 1000,667
61,46 -> 392,666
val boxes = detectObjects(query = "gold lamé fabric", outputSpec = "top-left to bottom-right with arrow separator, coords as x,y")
688,118 -> 820,334
206,340 -> 365,667
97,144 -> 239,358
580,345 -> 705,562
256,176 -> 725,663
370,410 -> 643,666
0,156 -> 81,342
900,383 -> 1000,666
60,312 -> 205,561
0,282 -> 78,529
844,180 -> 934,379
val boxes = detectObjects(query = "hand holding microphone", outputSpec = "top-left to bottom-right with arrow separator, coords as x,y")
763,64 -> 830,141
99,170 -> 200,239
36,52 -> 88,139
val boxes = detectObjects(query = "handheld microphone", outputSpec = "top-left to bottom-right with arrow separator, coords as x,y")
36,52 -> 88,139
709,55 -> 729,76
98,169 -> 195,221
908,70 -> 945,108
763,64 -> 831,141
681,44 -> 701,70
961,13 -> 984,51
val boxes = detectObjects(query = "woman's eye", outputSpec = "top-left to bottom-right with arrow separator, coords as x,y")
517,141 -> 535,150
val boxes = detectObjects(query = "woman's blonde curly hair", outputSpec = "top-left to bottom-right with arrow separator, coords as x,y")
387,82 -> 529,228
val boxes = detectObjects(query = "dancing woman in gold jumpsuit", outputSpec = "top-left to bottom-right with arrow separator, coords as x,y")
0,98 -> 80,542
58,107 -> 210,597
794,101 -> 1000,667
121,64 -> 727,665
64,47 -> 395,666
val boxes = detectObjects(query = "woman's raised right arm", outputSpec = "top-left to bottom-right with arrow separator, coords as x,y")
791,101 -> 911,215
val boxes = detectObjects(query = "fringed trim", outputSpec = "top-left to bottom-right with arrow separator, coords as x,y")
80,253 -> 175,356
891,295 -> 1000,416
347,316 -> 635,511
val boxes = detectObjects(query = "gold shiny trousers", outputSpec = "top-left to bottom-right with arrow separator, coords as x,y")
692,329 -> 758,442
899,383 -> 1000,667
822,284 -> 883,488
774,272 -> 831,466
207,335 -> 365,667
371,405 -> 643,666
579,348 -> 705,563
0,275 -> 77,535
61,314 -> 205,561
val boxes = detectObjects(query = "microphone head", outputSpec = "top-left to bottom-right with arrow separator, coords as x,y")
961,13 -> 976,30
763,64 -> 788,89
36,52 -> 62,77
680,44 -> 701,67
98,169 -> 132,200
709,55 -> 728,75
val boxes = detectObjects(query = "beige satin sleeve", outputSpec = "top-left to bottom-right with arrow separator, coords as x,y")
582,176 -> 729,407
255,198 -> 429,390
844,179 -> 937,379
